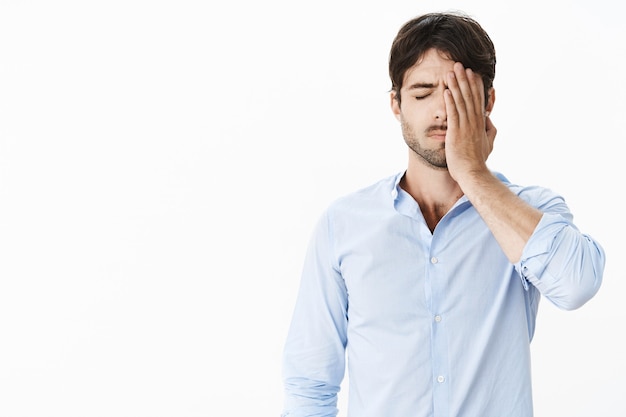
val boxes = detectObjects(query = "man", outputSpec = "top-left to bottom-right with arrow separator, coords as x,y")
281,11 -> 605,417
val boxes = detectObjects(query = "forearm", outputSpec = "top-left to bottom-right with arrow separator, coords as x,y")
459,169 -> 543,263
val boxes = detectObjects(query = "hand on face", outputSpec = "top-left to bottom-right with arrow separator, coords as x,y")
443,62 -> 496,183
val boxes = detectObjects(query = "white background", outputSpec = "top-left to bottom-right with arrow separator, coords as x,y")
0,0 -> 623,416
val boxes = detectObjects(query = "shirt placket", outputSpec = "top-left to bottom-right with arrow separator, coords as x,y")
426,232 -> 450,417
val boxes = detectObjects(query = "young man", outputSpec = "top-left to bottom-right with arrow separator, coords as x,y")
281,12 -> 605,417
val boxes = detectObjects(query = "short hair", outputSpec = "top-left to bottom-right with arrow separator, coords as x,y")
389,11 -> 496,105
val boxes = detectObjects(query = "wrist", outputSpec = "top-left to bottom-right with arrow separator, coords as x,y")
454,165 -> 493,193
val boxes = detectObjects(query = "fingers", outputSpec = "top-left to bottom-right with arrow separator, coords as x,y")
485,115 -> 497,143
444,88 -> 458,126
446,62 -> 485,123
446,64 -> 471,121
464,66 -> 485,117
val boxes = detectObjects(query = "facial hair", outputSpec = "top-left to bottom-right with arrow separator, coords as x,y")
400,118 -> 448,169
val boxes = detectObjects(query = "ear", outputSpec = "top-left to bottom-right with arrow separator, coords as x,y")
485,87 -> 495,115
390,90 -> 402,121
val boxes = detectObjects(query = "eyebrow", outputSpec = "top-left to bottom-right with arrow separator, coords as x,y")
407,82 -> 437,90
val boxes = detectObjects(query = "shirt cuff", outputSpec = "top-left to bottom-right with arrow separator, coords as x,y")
514,212 -> 570,290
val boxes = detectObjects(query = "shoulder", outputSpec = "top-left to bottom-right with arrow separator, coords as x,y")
327,172 -> 400,213
493,171 -> 569,213
313,173 -> 402,230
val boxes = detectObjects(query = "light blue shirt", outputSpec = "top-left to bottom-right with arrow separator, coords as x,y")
281,171 -> 605,417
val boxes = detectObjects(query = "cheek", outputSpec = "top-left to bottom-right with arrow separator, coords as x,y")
399,113 -> 422,136
401,104 -> 427,124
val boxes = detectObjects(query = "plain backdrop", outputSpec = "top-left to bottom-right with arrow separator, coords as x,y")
0,0 -> 623,416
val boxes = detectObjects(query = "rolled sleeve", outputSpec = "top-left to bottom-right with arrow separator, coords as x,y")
515,212 -> 605,310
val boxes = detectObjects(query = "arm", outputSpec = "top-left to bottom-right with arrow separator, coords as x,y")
444,63 -> 605,309
281,210 -> 348,417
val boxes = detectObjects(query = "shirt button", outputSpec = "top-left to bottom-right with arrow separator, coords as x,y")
430,257 -> 438,264
434,315 -> 442,323
437,375 -> 445,383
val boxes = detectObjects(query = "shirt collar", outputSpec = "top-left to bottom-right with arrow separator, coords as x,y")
391,170 -> 471,219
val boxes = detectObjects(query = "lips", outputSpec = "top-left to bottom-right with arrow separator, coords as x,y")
428,130 -> 447,139
426,125 -> 447,138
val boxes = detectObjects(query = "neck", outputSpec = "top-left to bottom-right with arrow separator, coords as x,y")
401,157 -> 464,232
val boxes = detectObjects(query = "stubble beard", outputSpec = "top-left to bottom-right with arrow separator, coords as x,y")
400,118 -> 448,169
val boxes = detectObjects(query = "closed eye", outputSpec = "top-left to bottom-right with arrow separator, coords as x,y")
408,82 -> 436,100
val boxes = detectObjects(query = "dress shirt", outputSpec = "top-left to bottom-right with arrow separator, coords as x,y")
281,171 -> 605,417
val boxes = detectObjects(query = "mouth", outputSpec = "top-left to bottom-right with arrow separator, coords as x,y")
426,125 -> 447,140
428,130 -> 447,140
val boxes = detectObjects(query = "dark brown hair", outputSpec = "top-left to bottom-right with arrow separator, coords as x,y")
389,12 -> 496,105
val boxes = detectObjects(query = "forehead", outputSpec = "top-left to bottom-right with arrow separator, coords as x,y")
402,48 -> 455,88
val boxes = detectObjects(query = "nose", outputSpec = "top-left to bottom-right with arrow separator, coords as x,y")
433,90 -> 447,121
